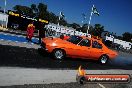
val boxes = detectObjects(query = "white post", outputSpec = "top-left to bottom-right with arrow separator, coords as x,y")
4,0 -> 6,14
58,11 -> 61,26
5,0 -> 8,28
58,16 -> 60,26
57,12 -> 61,36
5,15 -> 8,28
2,0 -> 7,28
87,5 -> 94,35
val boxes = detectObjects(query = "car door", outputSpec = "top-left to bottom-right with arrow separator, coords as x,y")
77,39 -> 91,58
65,36 -> 84,58
65,42 -> 82,57
90,40 -> 104,60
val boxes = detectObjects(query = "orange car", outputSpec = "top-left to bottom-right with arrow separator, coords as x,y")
41,35 -> 118,64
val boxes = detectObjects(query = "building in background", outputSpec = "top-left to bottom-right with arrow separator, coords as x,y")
0,12 -> 8,28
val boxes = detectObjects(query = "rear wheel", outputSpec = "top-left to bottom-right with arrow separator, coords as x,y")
99,55 -> 109,64
53,49 -> 65,60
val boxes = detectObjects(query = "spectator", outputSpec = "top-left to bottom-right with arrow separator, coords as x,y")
26,21 -> 35,42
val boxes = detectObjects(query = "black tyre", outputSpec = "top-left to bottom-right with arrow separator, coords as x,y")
53,49 -> 65,60
99,55 -> 109,64
77,76 -> 86,85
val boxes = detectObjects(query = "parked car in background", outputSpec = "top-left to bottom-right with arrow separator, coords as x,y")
41,35 -> 118,64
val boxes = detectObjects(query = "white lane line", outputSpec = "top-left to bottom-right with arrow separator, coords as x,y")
98,83 -> 106,88
4,34 -> 7,35
18,35 -> 23,37
23,42 -> 27,44
4,33 -> 15,37
8,40 -> 11,42
31,43 -> 34,45
0,38 -> 36,44
1,32 -> 38,39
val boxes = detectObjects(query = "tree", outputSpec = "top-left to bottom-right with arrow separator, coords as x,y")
122,32 -> 132,42
81,24 -> 88,33
48,12 -> 58,24
93,24 -> 104,37
88,25 -> 94,34
13,5 -> 32,16
31,4 -> 38,13
116,36 -> 123,40
31,4 -> 38,17
70,23 -> 80,29
12,2 -> 69,26
38,3 -> 47,19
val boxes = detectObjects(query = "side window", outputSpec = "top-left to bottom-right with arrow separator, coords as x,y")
92,41 -> 102,49
67,36 -> 83,44
79,39 -> 91,47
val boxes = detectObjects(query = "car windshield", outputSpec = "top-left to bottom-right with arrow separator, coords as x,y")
67,36 -> 83,44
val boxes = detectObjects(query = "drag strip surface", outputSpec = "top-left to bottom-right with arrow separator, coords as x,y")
0,44 -> 132,70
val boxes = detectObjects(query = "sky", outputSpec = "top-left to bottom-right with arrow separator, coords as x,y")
0,0 -> 132,36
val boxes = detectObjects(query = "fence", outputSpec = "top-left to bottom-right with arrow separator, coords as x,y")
45,23 -> 91,38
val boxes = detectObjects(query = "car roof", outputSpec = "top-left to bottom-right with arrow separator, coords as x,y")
70,35 -> 102,42
81,36 -> 102,42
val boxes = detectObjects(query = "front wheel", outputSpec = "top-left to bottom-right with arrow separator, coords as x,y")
99,55 -> 109,64
53,49 -> 65,60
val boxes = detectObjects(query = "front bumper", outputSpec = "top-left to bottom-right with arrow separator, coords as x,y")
41,42 -> 48,51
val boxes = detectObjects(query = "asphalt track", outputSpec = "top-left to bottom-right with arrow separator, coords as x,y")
1,82 -> 131,88
0,44 -> 132,70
